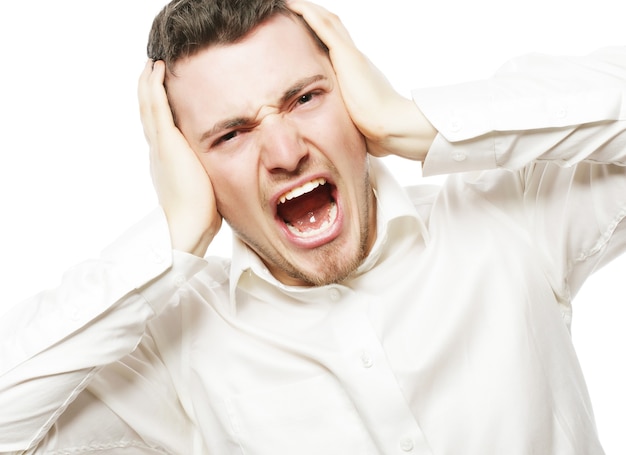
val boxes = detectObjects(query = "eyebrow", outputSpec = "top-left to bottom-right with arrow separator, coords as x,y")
198,74 -> 327,144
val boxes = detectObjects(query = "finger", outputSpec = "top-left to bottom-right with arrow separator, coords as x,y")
139,60 -> 180,151
146,60 -> 174,125
138,59 -> 154,89
138,60 -> 159,140
138,60 -> 160,114
287,1 -> 356,53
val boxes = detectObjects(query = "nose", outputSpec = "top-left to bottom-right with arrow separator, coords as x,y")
259,114 -> 308,174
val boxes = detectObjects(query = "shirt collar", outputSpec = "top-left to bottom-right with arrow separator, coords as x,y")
228,157 -> 429,308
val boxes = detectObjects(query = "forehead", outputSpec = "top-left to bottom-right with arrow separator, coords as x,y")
166,14 -> 331,137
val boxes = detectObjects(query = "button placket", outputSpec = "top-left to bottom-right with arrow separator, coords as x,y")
329,287 -> 341,302
360,350 -> 374,368
399,437 -> 415,452
328,294 -> 434,455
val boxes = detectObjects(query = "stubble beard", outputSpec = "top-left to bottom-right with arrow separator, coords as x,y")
231,175 -> 375,287
276,218 -> 371,287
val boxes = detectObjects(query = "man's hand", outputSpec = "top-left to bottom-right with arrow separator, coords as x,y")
288,0 -> 437,161
138,60 -> 221,256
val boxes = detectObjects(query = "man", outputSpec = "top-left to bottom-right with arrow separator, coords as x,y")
1,0 -> 625,453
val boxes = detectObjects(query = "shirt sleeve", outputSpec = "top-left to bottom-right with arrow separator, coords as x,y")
415,46 -> 626,176
0,208 -> 207,453
414,47 -> 626,306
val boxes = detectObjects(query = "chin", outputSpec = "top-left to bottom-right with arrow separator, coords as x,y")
285,239 -> 367,286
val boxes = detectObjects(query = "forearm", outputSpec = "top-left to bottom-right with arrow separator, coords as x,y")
0,291 -> 153,452
421,120 -> 626,176
0,209 -> 206,452
415,47 -> 626,175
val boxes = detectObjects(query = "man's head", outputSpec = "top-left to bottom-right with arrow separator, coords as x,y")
147,0 -> 327,69
148,0 -> 376,287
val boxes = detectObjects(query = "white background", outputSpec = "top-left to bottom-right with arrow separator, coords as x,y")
0,0 -> 624,452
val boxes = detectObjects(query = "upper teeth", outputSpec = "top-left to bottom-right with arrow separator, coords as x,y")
279,178 -> 326,204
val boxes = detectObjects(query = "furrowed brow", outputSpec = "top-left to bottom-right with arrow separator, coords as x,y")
281,74 -> 326,105
199,74 -> 327,144
199,117 -> 253,144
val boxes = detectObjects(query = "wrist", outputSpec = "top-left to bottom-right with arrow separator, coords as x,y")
366,96 -> 437,161
167,213 -> 220,257
389,97 -> 437,161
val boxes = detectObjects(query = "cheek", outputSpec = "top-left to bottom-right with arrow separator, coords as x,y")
303,96 -> 365,154
201,154 -> 261,217
327,96 -> 365,147
200,156 -> 237,208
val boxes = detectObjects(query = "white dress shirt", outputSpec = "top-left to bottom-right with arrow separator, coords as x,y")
1,47 -> 626,455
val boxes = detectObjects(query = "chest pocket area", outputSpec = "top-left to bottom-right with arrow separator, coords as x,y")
223,373 -> 379,454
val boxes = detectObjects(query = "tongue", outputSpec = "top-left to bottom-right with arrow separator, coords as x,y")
278,185 -> 333,232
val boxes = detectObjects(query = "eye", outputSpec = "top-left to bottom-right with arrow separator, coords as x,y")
221,131 -> 239,142
297,93 -> 314,104
213,130 -> 240,147
296,91 -> 321,106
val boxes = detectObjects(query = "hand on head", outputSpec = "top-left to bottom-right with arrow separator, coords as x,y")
135,0 -> 436,260
138,60 -> 221,256
287,0 -> 436,161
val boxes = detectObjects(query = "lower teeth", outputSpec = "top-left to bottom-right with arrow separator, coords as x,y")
286,203 -> 337,238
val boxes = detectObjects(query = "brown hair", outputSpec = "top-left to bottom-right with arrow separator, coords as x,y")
147,0 -> 327,69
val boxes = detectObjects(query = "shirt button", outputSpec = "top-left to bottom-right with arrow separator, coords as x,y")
148,248 -> 165,264
399,437 -> 415,452
69,306 -> 81,320
555,106 -> 567,119
360,351 -> 374,368
329,288 -> 341,301
449,117 -> 462,132
173,274 -> 186,287
452,152 -> 467,162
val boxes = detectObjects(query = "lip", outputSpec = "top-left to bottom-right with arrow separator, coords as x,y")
272,173 -> 343,249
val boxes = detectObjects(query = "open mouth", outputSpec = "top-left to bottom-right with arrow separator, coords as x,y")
276,177 -> 338,239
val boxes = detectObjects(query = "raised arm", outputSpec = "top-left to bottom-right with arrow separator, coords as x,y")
0,62 -> 214,453
287,0 -> 438,161
413,46 -> 626,175
138,60 -> 221,257
289,2 -> 626,176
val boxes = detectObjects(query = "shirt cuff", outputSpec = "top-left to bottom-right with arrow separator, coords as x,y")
99,208 -> 173,291
139,249 -> 208,315
421,133 -> 498,177
100,206 -> 209,315
412,82 -> 495,143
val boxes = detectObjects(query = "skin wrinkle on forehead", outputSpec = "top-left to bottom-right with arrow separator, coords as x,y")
162,12 -> 329,133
